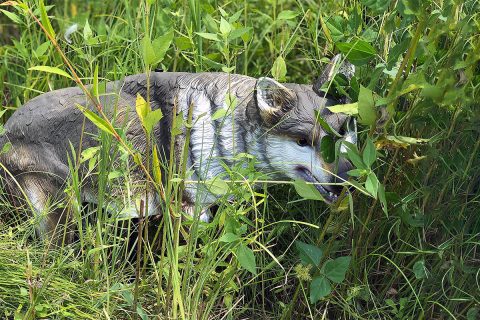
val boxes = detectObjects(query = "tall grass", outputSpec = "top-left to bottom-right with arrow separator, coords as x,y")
1,0 -> 479,319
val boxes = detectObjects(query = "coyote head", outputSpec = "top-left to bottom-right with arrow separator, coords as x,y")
250,55 -> 357,203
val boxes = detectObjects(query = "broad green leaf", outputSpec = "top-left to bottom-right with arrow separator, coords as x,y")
336,40 -> 376,66
144,109 -> 163,136
295,241 -> 323,267
207,178 -> 229,195
152,29 -> 174,65
467,307 -> 479,320
323,256 -> 351,283
327,102 -> 358,115
77,105 -> 116,137
39,0 -> 55,39
175,36 -> 192,50
135,94 -> 163,135
141,36 -> 156,65
357,86 -> 376,125
271,56 -> 286,81
29,66 -> 72,80
80,146 -> 99,163
228,27 -> 251,41
196,32 -> 221,42
34,41 -> 50,58
135,94 -> 148,124
320,135 -> 335,164
219,233 -> 240,243
83,19 -> 93,41
343,142 -> 366,170
347,169 -> 367,177
293,179 -> 325,201
228,9 -> 243,23
361,0 -> 392,15
413,260 -> 427,279
277,10 -> 299,20
362,138 -> 376,168
236,243 -> 256,275
212,108 -> 227,120
219,17 -> 231,36
136,305 -> 148,320
1,142 -> 12,154
365,172 -> 379,198
0,9 -> 22,24
314,110 -> 341,137
310,275 -> 331,303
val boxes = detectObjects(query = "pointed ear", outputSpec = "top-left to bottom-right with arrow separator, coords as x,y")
256,77 -> 296,125
312,54 -> 355,96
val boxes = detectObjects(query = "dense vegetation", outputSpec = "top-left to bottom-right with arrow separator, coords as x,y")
0,0 -> 479,318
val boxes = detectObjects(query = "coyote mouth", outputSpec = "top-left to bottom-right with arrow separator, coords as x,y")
295,166 -> 340,203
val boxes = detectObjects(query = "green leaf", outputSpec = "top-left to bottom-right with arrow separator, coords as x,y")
378,183 -> 388,215
327,102 -> 358,115
77,105 -> 116,137
343,142 -> 366,170
206,178 -> 229,195
135,93 -> 162,135
83,19 -> 93,41
277,10 -> 299,20
310,275 -> 331,303
144,109 -> 163,135
362,138 -> 376,168
212,108 -> 227,120
0,9 -> 22,24
293,179 -> 325,201
413,260 -> 427,279
219,233 -> 240,243
219,17 -> 232,36
467,307 -> 479,320
135,94 -> 149,124
365,172 -> 379,198
228,27 -> 251,41
141,36 -> 156,66
347,169 -> 367,177
39,0 -> 55,39
271,56 -> 287,81
196,32 -> 221,42
323,256 -> 351,283
33,41 -> 50,58
357,86 -> 376,125
152,29 -> 174,65
320,135 -> 335,164
295,240 -> 323,267
336,39 -> 376,66
1,142 -> 12,154
236,243 -> 256,275
314,110 -> 341,137
28,66 -> 72,80
361,0 -> 392,15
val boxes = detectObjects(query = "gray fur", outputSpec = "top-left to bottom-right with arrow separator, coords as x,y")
0,62 -> 356,239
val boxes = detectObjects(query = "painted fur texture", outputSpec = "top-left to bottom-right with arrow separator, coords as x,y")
0,55 -> 356,240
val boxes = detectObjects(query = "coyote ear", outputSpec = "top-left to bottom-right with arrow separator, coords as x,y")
256,77 -> 296,125
312,54 -> 355,96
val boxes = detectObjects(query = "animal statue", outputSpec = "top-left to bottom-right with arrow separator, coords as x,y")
0,55 -> 357,240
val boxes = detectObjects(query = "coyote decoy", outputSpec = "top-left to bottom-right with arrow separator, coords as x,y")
0,55 -> 356,240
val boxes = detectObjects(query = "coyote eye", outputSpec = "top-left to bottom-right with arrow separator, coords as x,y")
297,138 -> 309,147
